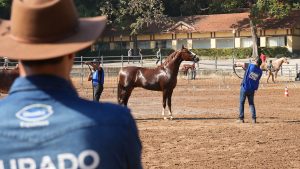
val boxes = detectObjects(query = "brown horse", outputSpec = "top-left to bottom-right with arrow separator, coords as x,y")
118,46 -> 199,120
0,67 -> 19,94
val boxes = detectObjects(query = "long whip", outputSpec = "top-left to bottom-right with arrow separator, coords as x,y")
87,64 -> 95,100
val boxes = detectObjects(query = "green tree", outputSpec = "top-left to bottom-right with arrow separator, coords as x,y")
100,0 -> 169,34
100,0 -> 170,54
0,0 -> 11,19
74,0 -> 104,17
247,0 -> 294,58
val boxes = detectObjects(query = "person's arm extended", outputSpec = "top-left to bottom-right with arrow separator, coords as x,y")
85,62 -> 97,70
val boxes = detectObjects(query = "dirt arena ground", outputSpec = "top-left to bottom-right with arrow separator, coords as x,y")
73,75 -> 300,169
1,74 -> 299,169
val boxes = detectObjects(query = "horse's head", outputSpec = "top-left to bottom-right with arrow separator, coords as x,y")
283,57 -> 289,64
180,45 -> 199,63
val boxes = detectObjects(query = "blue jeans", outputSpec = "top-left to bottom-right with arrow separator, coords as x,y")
239,87 -> 256,120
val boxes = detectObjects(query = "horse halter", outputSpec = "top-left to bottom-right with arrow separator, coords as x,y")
189,51 -> 199,62
180,49 -> 199,62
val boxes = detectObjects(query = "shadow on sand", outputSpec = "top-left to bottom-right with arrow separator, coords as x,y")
135,117 -> 236,121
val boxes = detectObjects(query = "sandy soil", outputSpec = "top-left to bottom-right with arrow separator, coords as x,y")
73,75 -> 300,169
2,75 -> 299,169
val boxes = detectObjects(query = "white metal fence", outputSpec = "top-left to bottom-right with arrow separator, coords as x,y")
1,56 -> 299,83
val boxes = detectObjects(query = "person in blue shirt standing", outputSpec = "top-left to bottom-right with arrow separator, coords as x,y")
238,58 -> 263,124
86,59 -> 104,101
0,0 -> 142,168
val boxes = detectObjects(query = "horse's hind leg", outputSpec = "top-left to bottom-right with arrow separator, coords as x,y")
122,87 -> 134,106
117,82 -> 132,106
117,83 -> 127,105
117,83 -> 123,104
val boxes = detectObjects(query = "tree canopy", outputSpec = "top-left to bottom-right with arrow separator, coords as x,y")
0,0 -> 299,55
99,0 -> 169,35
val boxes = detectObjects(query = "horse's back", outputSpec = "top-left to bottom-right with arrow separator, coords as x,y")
119,66 -> 141,77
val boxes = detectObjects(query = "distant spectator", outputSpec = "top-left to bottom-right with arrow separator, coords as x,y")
156,48 -> 161,65
128,48 -> 132,63
267,60 -> 275,83
3,57 -> 9,69
138,48 -> 142,63
260,52 -> 267,63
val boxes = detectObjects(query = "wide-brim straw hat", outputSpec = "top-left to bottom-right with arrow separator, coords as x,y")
0,0 -> 107,60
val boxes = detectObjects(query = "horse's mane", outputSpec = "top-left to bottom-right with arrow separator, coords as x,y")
162,51 -> 179,66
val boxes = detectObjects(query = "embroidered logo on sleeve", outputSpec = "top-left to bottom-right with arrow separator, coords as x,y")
16,104 -> 54,128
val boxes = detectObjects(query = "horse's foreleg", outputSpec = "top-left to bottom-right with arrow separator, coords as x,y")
162,91 -> 167,120
167,90 -> 174,120
274,70 -> 279,79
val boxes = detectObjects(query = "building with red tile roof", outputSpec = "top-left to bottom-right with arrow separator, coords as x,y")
98,10 -> 300,54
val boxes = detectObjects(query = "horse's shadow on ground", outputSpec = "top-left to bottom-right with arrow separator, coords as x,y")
284,120 -> 300,124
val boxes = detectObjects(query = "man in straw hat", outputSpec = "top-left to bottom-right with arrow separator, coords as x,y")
0,0 -> 142,168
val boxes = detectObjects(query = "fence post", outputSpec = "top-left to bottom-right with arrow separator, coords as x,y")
296,64 -> 298,75
215,57 -> 218,71
101,55 -> 104,67
140,54 -> 143,66
121,55 -> 124,68
232,57 -> 235,71
80,56 -> 83,86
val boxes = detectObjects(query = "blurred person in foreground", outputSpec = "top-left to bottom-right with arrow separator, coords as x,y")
0,0 -> 142,168
237,58 -> 263,124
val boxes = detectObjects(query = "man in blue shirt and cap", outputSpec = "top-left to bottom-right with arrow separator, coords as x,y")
238,58 -> 263,124
86,59 -> 105,101
0,0 -> 142,168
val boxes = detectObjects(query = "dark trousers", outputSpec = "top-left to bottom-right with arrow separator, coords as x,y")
93,84 -> 103,102
239,87 -> 256,120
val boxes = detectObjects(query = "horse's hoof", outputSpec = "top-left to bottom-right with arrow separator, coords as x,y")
169,116 -> 173,120
163,117 -> 167,120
